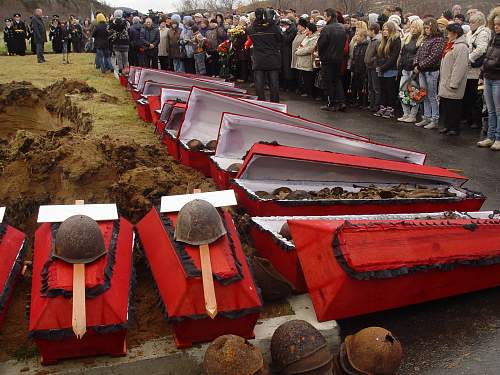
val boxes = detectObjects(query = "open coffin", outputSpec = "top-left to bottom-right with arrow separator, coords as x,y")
0,207 -> 27,329
176,87 -> 363,177
211,113 -> 427,189
288,214 -> 500,321
136,191 -> 262,348
155,89 -> 191,137
232,144 -> 485,217
249,211 -> 498,292
30,204 -> 135,365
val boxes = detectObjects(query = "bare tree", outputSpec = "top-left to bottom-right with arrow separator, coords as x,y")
176,0 -> 202,12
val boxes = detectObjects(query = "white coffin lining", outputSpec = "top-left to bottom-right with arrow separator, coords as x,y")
239,155 -> 465,186
240,99 -> 288,113
165,107 -> 186,133
233,179 -> 467,200
251,211 -> 497,246
179,88 -> 369,144
215,114 -> 427,165
211,156 -> 242,170
160,88 -> 190,109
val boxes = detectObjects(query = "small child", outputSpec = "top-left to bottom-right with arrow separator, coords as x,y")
351,29 -> 369,107
192,26 -> 208,75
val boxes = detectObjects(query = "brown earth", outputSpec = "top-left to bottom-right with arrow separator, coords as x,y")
0,79 -> 216,361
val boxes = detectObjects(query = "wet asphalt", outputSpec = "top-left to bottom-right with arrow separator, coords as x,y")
277,92 -> 500,375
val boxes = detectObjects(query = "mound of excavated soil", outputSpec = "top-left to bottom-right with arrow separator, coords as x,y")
0,80 -> 215,361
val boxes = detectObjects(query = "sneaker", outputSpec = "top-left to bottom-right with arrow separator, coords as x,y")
491,140 -> 500,151
477,139 -> 495,147
415,118 -> 431,127
424,121 -> 438,129
446,130 -> 459,136
382,107 -> 394,119
439,127 -> 449,134
320,105 -> 335,112
373,106 -> 386,117
397,115 -> 409,122
404,116 -> 417,123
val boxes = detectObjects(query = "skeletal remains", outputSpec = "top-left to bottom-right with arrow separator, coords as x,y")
187,139 -> 218,151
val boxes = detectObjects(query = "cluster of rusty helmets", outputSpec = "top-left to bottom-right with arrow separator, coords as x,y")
202,334 -> 270,375
54,215 -> 106,264
334,327 -> 403,375
271,320 -> 333,374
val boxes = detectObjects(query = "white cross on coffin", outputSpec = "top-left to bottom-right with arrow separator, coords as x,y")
37,204 -> 118,223
0,207 -> 5,223
160,189 -> 237,213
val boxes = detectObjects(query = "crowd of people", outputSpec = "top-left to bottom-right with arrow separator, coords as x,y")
2,4 -> 500,149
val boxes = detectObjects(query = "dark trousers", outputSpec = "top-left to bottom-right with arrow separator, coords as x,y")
322,61 -> 345,107
254,70 -> 280,103
463,78 -> 481,126
145,54 -> 158,69
159,56 -> 171,70
129,47 -> 139,66
379,76 -> 397,108
36,42 -> 44,62
351,72 -> 368,105
238,61 -> 249,81
440,97 -> 462,132
184,58 -> 195,74
300,70 -> 314,97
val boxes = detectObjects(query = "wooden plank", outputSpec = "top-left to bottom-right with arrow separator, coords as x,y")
72,263 -> 87,339
200,244 -> 217,319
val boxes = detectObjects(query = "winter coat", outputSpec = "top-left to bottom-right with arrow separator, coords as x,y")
364,34 -> 381,69
92,22 -> 110,50
180,27 -> 195,58
481,33 -> 500,81
11,20 -> 27,54
290,31 -> 305,70
3,26 -> 14,51
247,21 -> 282,71
294,32 -> 319,71
158,27 -> 169,56
467,25 -> 491,79
377,37 -> 401,72
399,36 -> 419,72
216,24 -> 227,44
205,26 -> 218,52
232,32 -> 249,61
352,39 -> 369,74
438,35 -> 470,100
281,23 -> 297,80
129,22 -> 146,49
167,27 -> 182,58
414,35 -> 445,72
109,18 -> 130,51
31,15 -> 47,43
144,25 -> 160,56
317,20 -> 347,63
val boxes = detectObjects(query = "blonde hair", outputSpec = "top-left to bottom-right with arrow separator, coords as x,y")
487,7 -> 500,30
352,21 -> 368,44
378,21 -> 399,57
404,19 -> 424,47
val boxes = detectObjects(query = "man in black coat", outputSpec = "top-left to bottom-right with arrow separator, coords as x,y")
32,9 -> 47,63
317,8 -> 347,111
49,15 -> 63,53
247,8 -> 282,103
143,17 -> 160,68
11,13 -> 27,56
3,18 -> 15,55
280,18 -> 297,91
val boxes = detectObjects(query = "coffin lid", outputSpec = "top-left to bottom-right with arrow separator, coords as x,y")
0,207 -> 4,223
160,88 -> 191,109
216,113 -> 426,164
165,103 -> 187,132
37,204 -> 119,223
160,190 -> 237,212
137,69 -> 245,93
236,144 -> 467,186
179,87 -> 367,144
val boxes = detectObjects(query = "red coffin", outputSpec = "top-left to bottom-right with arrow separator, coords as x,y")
136,98 -> 153,123
232,144 -> 485,217
0,223 -> 27,328
119,74 -> 128,87
29,218 -> 135,365
288,218 -> 500,321
162,102 -> 186,161
147,95 -> 161,125
136,208 -> 262,348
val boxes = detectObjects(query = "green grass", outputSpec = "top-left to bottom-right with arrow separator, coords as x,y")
0,32 -> 53,55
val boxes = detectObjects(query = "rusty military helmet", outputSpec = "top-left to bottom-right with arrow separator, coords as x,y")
251,256 -> 293,302
344,327 -> 403,375
286,190 -> 310,200
54,215 -> 106,264
203,334 -> 267,375
187,139 -> 205,151
227,163 -> 242,173
271,320 -> 332,374
279,222 -> 292,241
174,199 -> 227,246
205,140 -> 218,151
273,187 -> 292,200
255,191 -> 274,200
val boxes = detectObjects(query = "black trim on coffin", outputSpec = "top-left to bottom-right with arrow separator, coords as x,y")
251,221 -> 295,253
331,220 -> 500,281
232,180 -> 485,206
30,229 -> 136,341
0,234 -> 28,313
40,220 -> 120,299
156,207 -> 243,285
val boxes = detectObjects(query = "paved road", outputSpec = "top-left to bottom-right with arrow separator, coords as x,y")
278,92 -> 500,374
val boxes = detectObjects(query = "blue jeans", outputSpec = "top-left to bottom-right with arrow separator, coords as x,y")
173,58 -> 185,72
485,79 -> 500,141
96,48 -> 113,72
419,70 -> 440,121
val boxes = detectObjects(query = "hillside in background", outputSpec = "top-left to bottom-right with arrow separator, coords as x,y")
0,0 -> 113,22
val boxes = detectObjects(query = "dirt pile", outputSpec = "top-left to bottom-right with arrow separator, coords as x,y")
0,80 -> 215,361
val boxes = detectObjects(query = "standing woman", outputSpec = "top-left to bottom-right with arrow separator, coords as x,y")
82,18 -> 92,51
167,17 -> 183,72
158,18 -> 170,71
397,18 -> 424,123
92,13 -> 113,73
291,18 -> 307,93
374,21 -> 401,119
477,9 -> 500,150
464,12 -> 491,129
295,22 -> 319,98
437,23 -> 470,136
414,18 -> 445,129
180,17 -> 196,74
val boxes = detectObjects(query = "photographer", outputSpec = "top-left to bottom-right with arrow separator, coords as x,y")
247,8 -> 282,102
